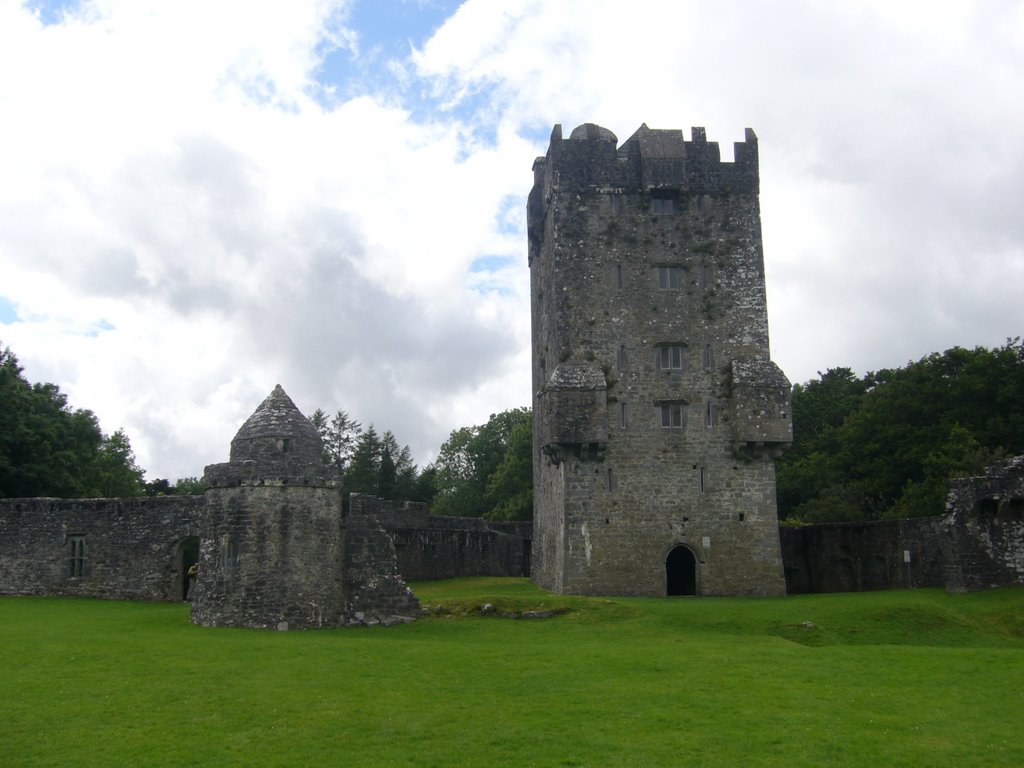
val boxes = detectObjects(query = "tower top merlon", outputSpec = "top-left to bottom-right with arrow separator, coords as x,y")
534,122 -> 759,195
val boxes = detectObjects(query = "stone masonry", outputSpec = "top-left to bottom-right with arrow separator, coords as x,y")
0,495 -> 201,601
529,123 -> 792,596
945,455 -> 1024,591
192,385 -> 420,629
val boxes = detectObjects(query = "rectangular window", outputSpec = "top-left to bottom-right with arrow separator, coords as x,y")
616,263 -> 624,289
68,535 -> 86,577
607,468 -> 616,492
657,265 -> 681,289
620,401 -> 628,428
706,400 -> 718,428
699,467 -> 707,494
222,536 -> 240,577
703,343 -> 715,371
617,344 -> 627,371
701,263 -> 714,290
650,192 -> 678,215
660,403 -> 685,429
658,345 -> 685,371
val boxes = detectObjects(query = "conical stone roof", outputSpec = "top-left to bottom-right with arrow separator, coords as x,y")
228,384 -> 324,474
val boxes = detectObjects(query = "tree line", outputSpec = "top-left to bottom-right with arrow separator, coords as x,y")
0,340 -> 532,513
777,339 -> 1024,523
306,405 -> 532,521
8,336 -> 1023,524
1,345 -> 147,498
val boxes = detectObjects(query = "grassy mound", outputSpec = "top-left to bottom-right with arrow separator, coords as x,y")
2,581 -> 1022,767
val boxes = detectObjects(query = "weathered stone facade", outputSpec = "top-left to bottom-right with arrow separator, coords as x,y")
781,517 -> 952,594
362,496 -> 532,581
945,456 -> 1024,591
780,456 -> 1024,594
529,123 -> 792,596
2,452 -> 1022,604
191,385 -> 418,629
0,495 -> 202,601
0,491 -> 530,612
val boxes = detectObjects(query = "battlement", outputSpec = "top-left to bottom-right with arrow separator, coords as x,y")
531,122 -> 759,197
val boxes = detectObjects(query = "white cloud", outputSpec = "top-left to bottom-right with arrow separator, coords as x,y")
416,0 -> 1024,380
0,0 -> 533,479
1,0 -> 1022,481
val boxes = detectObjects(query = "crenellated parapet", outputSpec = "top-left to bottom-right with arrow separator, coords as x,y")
529,123 -> 759,265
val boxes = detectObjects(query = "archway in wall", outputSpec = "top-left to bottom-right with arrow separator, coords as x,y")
666,545 -> 697,596
175,537 -> 200,601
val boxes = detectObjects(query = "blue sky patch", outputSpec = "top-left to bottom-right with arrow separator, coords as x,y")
0,296 -> 19,324
346,0 -> 462,63
84,319 -> 115,337
25,0 -> 79,26
312,0 -> 510,144
470,254 -> 514,273
316,0 -> 462,102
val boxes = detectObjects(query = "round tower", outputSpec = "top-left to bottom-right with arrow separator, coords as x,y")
191,385 -> 345,629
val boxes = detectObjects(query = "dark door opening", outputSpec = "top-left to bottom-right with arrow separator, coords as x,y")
177,537 -> 199,601
666,545 -> 697,596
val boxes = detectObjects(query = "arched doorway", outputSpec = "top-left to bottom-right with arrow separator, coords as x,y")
666,545 -> 697,596
175,537 -> 200,601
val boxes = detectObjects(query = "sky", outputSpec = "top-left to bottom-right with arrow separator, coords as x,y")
1,0 -> 1022,482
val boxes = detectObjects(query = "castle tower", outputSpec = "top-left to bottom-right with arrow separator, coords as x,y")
192,385 -> 347,629
528,123 -> 792,596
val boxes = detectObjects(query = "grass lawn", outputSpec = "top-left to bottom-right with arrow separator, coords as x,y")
2,580 -> 1022,767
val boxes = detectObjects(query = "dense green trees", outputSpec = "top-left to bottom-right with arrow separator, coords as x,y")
308,410 -> 435,506
308,405 -> 532,519
1,344 -> 145,498
142,476 -> 204,496
431,408 -> 533,520
778,340 -> 1024,523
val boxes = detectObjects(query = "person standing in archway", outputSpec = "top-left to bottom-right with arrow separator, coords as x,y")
186,562 -> 198,601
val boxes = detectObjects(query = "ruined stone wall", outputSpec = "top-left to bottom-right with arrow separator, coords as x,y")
780,517 -> 951,594
945,456 -> 1024,591
529,123 -> 790,596
4,490 -> 1022,605
343,514 -> 421,624
352,495 -> 532,581
0,491 -> 530,610
0,496 -> 202,601
779,457 -> 1024,595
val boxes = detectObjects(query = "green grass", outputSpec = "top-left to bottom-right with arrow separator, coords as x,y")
2,581 -> 1023,767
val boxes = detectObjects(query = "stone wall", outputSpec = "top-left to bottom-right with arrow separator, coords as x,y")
780,517 -> 951,594
4,490 -> 1023,603
0,494 -> 530,608
352,495 -> 532,581
945,456 -> 1024,591
780,456 -> 1024,595
343,513 -> 421,625
0,496 -> 202,601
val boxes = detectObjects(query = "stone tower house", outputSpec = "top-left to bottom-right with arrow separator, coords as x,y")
528,123 -> 792,596
192,385 -> 419,629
